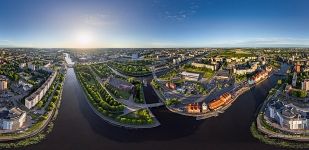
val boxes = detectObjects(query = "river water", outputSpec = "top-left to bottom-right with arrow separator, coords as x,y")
19,60 -> 289,150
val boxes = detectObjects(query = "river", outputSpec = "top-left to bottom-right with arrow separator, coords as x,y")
64,53 -> 75,66
18,61 -> 289,150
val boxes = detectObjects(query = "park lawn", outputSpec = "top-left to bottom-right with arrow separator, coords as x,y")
159,70 -> 178,80
117,109 -> 154,125
183,67 -> 214,80
105,84 -> 131,99
117,90 -> 131,99
203,71 -> 214,79
211,50 -> 256,58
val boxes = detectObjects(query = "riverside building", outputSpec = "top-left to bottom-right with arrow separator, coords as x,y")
25,71 -> 57,109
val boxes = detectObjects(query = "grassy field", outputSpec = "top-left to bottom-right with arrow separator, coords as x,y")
208,49 -> 256,58
182,64 -> 214,80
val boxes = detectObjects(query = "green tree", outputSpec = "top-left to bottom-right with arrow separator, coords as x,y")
37,101 -> 43,108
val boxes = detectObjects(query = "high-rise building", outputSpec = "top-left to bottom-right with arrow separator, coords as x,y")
28,62 -> 36,71
0,77 -> 8,91
302,79 -> 309,91
292,72 -> 297,87
295,64 -> 301,73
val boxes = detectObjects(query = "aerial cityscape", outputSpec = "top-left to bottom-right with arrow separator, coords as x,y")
0,0 -> 309,150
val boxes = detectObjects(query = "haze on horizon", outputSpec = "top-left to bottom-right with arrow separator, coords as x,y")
0,0 -> 309,48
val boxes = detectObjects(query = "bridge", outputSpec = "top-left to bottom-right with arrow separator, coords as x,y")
128,102 -> 165,109
274,73 -> 286,76
143,102 -> 165,108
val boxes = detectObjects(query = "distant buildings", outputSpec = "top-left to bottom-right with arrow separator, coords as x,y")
40,62 -> 53,73
191,62 -> 218,71
295,64 -> 301,73
233,62 -> 258,75
18,79 -> 33,91
180,71 -> 200,81
25,71 -> 57,109
248,70 -> 269,85
0,107 -> 26,130
0,76 -> 8,91
131,53 -> 139,60
214,70 -> 230,80
27,62 -> 36,71
292,72 -> 297,87
19,63 -> 26,69
173,57 -> 185,65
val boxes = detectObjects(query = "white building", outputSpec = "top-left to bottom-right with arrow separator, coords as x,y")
132,53 -> 139,60
0,76 -> 8,91
267,100 -> 308,130
18,79 -> 33,91
19,63 -> 26,69
28,62 -> 36,71
25,71 -> 57,109
292,72 -> 297,87
302,79 -> 309,91
202,102 -> 208,113
191,62 -> 218,71
0,107 -> 26,130
180,71 -> 200,81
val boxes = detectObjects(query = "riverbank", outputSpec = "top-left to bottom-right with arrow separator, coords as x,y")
75,65 -> 160,129
252,86 -> 309,148
152,70 -> 275,120
17,62 -> 287,150
0,70 -> 66,148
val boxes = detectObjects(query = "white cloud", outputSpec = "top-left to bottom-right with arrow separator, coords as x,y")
155,0 -> 201,22
81,13 -> 115,26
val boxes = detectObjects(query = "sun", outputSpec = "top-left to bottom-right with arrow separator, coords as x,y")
76,32 -> 93,46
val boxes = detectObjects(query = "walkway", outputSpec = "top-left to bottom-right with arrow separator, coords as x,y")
107,65 -> 129,79
88,65 -> 161,126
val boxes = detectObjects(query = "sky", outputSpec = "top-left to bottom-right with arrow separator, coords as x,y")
0,0 -> 309,48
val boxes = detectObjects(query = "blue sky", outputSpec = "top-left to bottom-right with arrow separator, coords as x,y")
0,0 -> 308,48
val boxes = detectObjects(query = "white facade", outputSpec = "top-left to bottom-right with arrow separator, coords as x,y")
292,72 -> 297,87
180,71 -> 200,81
268,101 -> 308,130
0,107 -> 26,130
19,63 -> 26,69
288,120 -> 306,130
0,78 -> 8,91
191,62 -> 218,71
25,71 -> 57,109
302,79 -> 309,91
2,120 -> 13,130
28,62 -> 36,71
202,102 -> 208,112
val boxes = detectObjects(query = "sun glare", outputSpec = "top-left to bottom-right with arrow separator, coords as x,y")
76,32 -> 93,47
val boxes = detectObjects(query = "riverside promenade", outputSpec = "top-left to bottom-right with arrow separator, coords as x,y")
152,68 -> 276,120
0,71 -> 64,142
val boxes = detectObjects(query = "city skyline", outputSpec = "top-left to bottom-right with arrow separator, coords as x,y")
1,0 -> 309,48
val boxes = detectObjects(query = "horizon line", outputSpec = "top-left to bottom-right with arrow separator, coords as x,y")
1,46 -> 309,49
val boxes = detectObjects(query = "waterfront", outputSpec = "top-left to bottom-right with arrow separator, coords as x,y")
15,63 -> 288,150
